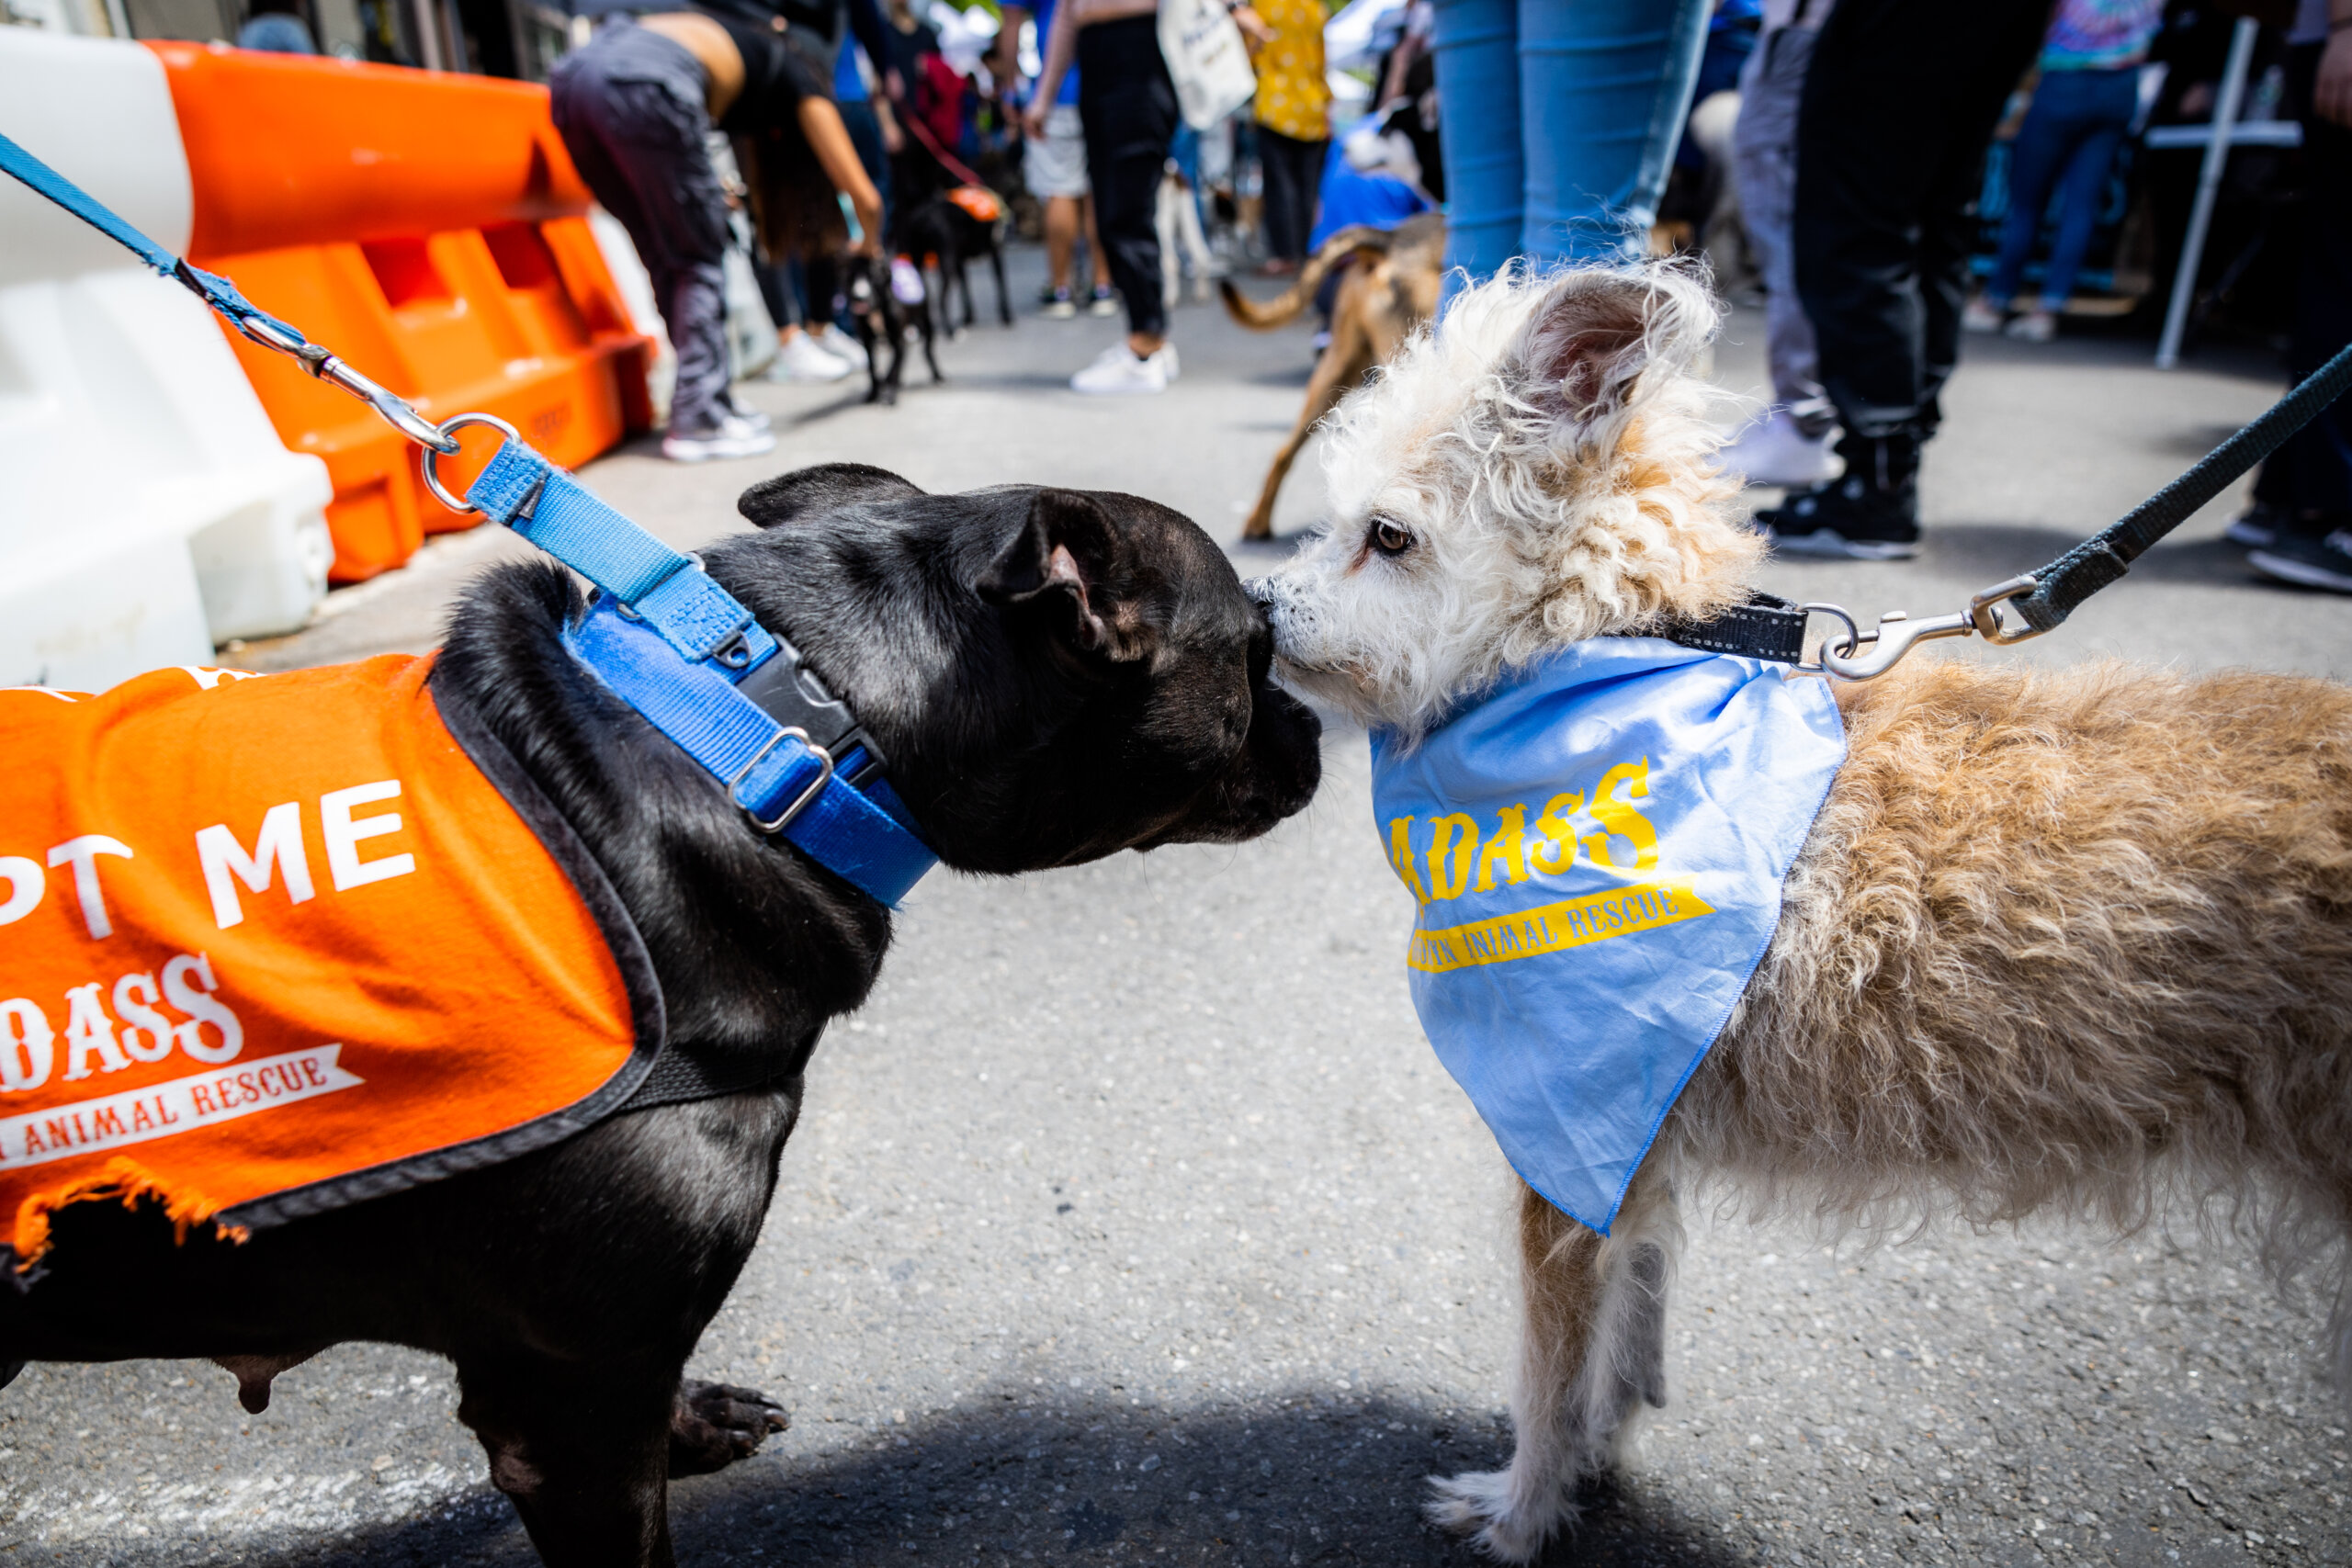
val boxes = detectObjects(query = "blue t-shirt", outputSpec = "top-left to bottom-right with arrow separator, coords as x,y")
835,39 -> 869,100
1034,0 -> 1080,107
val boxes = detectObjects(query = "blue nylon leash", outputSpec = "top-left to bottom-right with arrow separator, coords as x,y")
0,126 -> 935,907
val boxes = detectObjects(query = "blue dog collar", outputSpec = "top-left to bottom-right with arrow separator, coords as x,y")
465,440 -> 936,908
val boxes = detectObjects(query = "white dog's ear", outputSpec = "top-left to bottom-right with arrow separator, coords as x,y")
1511,267 -> 1712,431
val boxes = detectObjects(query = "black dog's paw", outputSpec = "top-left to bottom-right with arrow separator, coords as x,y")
668,1380 -> 788,1477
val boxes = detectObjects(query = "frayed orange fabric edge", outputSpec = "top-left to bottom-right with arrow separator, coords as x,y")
11,1156 -> 252,1269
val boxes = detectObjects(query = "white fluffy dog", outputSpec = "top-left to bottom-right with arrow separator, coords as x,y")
1249,264 -> 2352,1561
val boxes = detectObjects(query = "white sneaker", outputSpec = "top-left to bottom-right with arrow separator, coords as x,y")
1070,344 -> 1168,396
1150,343 -> 1180,383
2004,309 -> 2058,344
765,332 -> 853,383
720,396 -> 772,433
817,323 -> 867,369
662,413 -> 777,463
1717,410 -> 1838,489
1961,298 -> 2007,334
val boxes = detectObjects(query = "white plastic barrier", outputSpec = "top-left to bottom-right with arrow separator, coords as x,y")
0,30 -> 333,693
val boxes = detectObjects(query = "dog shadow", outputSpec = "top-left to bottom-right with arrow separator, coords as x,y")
226,1392 -> 1747,1566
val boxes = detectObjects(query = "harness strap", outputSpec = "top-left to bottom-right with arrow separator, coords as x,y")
565,602 -> 934,907
469,442 -> 778,666
2012,339 -> 2352,634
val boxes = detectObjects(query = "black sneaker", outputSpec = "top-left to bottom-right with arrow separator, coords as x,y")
1753,474 -> 1921,559
2249,524 -> 2352,593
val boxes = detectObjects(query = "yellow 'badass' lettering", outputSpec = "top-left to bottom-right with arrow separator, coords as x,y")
1425,815 -> 1479,901
1385,758 -> 1662,906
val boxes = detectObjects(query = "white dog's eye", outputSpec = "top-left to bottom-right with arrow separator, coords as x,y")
1370,519 -> 1414,557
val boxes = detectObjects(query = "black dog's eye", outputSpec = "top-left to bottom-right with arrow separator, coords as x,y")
1370,518 -> 1414,557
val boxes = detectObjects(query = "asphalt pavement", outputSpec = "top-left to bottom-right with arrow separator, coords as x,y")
5,246 -> 2350,1568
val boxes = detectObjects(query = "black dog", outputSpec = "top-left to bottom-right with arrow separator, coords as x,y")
0,466 -> 1321,1567
842,251 -> 943,405
899,191 -> 1012,333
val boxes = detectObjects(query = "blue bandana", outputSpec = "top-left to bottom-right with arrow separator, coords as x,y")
1369,639 -> 1846,1233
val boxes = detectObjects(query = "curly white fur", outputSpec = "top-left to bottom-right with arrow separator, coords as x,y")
1251,262 -> 1758,739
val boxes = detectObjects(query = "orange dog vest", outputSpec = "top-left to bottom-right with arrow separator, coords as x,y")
0,658 -> 657,1267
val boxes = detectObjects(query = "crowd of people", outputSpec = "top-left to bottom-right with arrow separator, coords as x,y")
527,0 -> 2350,592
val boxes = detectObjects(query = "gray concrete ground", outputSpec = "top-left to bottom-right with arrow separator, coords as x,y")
6,247 -> 2350,1568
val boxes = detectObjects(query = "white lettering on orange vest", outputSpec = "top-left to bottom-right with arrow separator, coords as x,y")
0,857 -> 40,926
111,971 -> 175,1063
177,667 -> 265,692
197,802 -> 316,931
61,981 -> 130,1081
0,998 -> 55,1092
320,780 -> 415,893
45,836 -> 133,941
0,1043 -> 362,1170
161,953 -> 243,1065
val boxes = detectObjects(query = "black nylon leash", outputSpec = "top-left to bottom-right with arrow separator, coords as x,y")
1665,340 -> 2352,678
2014,339 -> 2352,634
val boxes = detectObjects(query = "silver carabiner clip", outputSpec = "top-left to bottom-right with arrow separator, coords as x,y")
1803,573 -> 2043,681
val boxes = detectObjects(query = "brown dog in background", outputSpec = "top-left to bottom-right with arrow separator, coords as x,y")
1220,212 -> 1445,541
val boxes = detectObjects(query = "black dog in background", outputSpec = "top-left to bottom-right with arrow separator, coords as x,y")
899,191 -> 1012,333
0,466 -> 1322,1568
842,251 -> 943,404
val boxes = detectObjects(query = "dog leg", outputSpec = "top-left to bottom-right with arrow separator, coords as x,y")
1427,1168 -> 1679,1563
668,1379 -> 788,1476
458,1350 -> 684,1568
1241,311 -> 1373,540
991,243 -> 1012,326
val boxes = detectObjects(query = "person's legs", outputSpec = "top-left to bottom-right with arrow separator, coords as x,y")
1984,84 -> 2083,309
2249,44 -> 2352,589
1758,0 -> 2050,554
1430,0 -> 1523,283
1259,127 -> 1327,265
2032,73 -> 2135,311
1078,15 -> 1178,351
1045,196 -> 1080,296
1727,22 -> 1834,441
1515,0 -> 1711,265
549,34 -> 741,442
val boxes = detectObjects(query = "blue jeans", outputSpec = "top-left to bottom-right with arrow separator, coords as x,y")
1430,0 -> 1710,280
1984,65 -> 2139,310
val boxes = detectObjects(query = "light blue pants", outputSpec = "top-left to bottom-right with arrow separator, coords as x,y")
1431,0 -> 1711,281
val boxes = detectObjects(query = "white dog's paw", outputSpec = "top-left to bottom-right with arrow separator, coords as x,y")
1424,1468 -> 1573,1562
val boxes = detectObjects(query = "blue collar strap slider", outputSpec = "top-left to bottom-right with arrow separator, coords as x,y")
564,600 -> 935,906
462,441 -> 935,907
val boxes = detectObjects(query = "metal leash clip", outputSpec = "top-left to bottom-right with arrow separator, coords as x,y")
227,310 -> 460,456
1804,575 -> 2043,681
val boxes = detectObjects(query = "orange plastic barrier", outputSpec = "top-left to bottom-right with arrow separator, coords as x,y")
149,43 -> 654,581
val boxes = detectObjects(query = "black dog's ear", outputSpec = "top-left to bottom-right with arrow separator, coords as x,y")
738,463 -> 924,529
976,489 -> 1149,661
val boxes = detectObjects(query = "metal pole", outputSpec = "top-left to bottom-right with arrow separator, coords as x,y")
2155,16 -> 2256,369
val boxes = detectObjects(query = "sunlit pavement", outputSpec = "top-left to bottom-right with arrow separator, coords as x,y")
5,244 -> 2348,1568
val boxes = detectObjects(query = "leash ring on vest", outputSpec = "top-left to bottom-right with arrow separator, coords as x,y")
419,412 -> 523,514
731,727 -> 834,833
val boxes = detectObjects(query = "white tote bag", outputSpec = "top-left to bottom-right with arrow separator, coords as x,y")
1158,0 -> 1259,131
